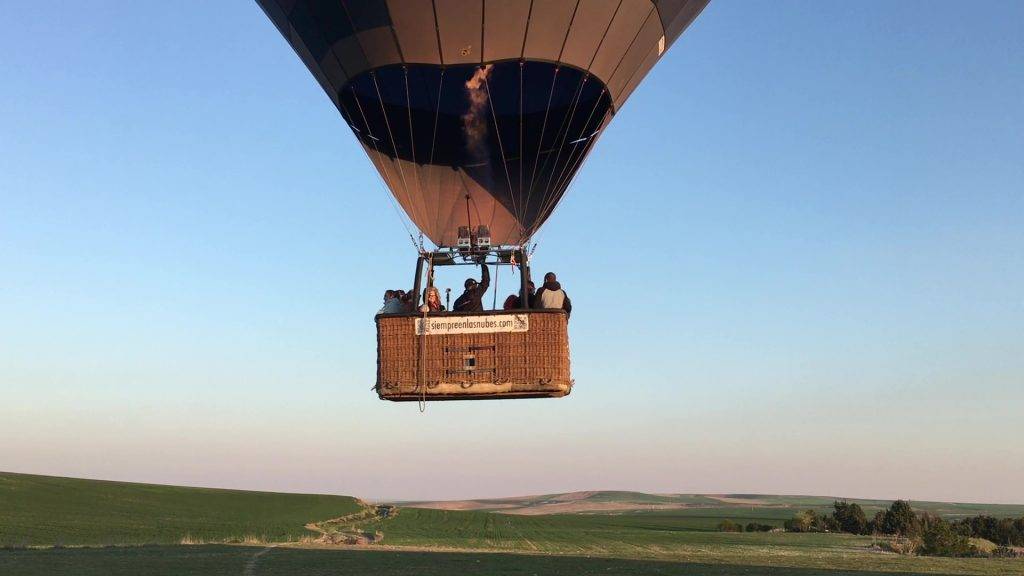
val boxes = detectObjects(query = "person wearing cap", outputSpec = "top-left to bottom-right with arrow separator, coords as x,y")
452,264 -> 490,312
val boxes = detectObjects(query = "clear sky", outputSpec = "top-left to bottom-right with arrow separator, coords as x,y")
2,1 -> 1022,504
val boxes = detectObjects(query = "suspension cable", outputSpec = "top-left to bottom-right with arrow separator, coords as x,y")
492,260 -> 500,310
428,68 -> 446,240
531,118 -> 607,240
548,90 -> 607,197
342,87 -> 420,250
482,70 -> 518,229
370,72 -> 427,233
402,66 -> 427,233
526,0 -> 626,235
337,2 -> 422,249
518,61 -> 525,233
533,94 -> 609,233
523,67 -> 559,220
528,73 -> 590,229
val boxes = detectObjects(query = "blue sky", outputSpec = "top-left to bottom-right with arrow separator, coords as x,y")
2,1 -> 1022,503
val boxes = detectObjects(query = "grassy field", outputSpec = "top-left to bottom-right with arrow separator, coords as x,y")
348,507 -> 1024,575
0,472 -> 361,546
3,545 -> 1023,576
3,472 -> 1023,575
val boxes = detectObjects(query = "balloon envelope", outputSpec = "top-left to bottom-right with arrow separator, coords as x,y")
257,0 -> 709,247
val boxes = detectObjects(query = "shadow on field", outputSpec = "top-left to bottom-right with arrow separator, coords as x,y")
1,545 -> 987,576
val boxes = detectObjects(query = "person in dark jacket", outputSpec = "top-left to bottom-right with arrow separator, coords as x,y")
452,264 -> 490,312
534,272 -> 571,318
503,281 -> 535,310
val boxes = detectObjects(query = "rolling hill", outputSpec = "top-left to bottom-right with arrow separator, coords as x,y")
399,490 -> 1024,517
0,471 -> 362,546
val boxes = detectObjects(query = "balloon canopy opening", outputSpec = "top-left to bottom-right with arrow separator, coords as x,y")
340,61 -> 612,247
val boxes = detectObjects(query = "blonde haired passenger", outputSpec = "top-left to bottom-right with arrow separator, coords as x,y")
419,286 -> 446,313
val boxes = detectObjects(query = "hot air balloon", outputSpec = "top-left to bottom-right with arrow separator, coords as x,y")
256,0 -> 709,402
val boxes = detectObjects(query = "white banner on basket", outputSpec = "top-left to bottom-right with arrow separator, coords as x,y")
415,314 -> 529,335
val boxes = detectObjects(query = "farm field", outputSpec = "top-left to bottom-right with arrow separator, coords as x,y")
2,472 -> 1023,575
349,508 -> 1024,575
0,472 -> 361,546
3,545 -> 1023,576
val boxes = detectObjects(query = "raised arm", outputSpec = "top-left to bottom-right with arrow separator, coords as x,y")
478,263 -> 490,293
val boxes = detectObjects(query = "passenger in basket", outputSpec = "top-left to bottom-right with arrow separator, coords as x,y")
452,264 -> 490,312
503,281 -> 535,310
420,286 -> 446,313
534,272 -> 571,318
399,290 -> 416,312
378,289 -> 404,315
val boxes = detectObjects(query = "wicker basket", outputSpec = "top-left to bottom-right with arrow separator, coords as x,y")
376,310 -> 572,401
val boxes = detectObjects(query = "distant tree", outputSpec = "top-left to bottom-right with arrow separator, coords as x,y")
831,501 -> 868,535
745,522 -> 774,532
881,501 -> 920,536
868,510 -> 887,534
917,511 -> 943,534
821,514 -> 840,532
997,518 -> 1023,546
955,515 -> 1024,546
717,520 -> 743,533
920,519 -> 973,557
785,510 -> 820,533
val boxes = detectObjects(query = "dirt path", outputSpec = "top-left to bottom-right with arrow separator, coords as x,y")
242,544 -> 277,576
306,503 -> 396,544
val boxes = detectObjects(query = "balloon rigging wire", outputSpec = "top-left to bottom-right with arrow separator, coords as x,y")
518,60 -> 526,242
532,120 -> 607,246
535,94 -> 609,233
538,9 -> 665,237
532,75 -> 590,228
549,91 -> 607,196
403,66 -> 427,234
537,2 -> 661,238
483,69 -> 518,232
370,72 -> 426,235
343,85 -> 420,251
427,68 -> 445,243
492,260 -> 500,310
525,71 -> 588,231
292,9 -> 421,252
456,171 -> 486,229
336,2 -> 424,249
521,0 -> 621,245
523,67 -> 559,224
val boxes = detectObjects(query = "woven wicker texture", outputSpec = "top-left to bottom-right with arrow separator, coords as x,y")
376,311 -> 571,401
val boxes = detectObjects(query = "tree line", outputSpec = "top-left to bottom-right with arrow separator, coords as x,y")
717,499 -> 1024,557
783,500 -> 1024,557
716,520 -> 775,533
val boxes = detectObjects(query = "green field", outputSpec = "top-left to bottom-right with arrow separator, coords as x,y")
3,472 -> 1023,575
0,472 -> 361,546
3,545 -> 1023,576
347,507 -> 1023,575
